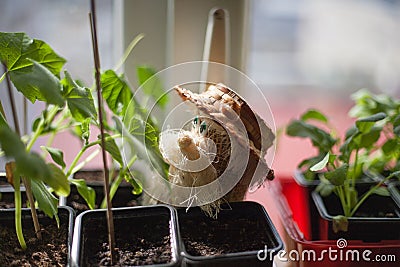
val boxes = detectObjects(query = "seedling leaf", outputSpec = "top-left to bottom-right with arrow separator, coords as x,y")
286,120 -> 336,152
31,179 -> 59,223
371,186 -> 390,197
70,179 -> 96,210
41,146 -> 66,169
45,163 -> 70,197
98,133 -> 123,165
137,66 -> 168,108
300,109 -> 328,123
324,164 -> 348,186
101,70 -> 132,116
63,71 -> 97,122
356,112 -> 386,133
310,152 -> 330,171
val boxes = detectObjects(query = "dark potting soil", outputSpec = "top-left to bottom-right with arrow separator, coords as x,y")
83,215 -> 172,266
0,220 -> 68,266
180,216 -> 275,256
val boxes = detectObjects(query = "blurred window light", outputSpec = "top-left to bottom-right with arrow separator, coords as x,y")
248,0 -> 400,95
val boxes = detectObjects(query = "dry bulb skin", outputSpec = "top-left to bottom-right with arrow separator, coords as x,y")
159,83 -> 275,217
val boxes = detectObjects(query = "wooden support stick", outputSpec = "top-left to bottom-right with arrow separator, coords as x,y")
89,0 -> 116,263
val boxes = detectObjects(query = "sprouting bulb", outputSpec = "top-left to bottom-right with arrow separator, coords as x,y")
199,121 -> 207,136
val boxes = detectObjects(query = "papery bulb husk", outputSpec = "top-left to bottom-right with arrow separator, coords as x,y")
174,83 -> 275,204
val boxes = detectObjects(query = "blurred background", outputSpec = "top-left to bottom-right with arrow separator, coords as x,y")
1,0 -> 400,175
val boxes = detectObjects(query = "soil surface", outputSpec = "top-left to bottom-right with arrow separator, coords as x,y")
83,215 -> 172,266
180,215 -> 275,256
0,219 -> 69,266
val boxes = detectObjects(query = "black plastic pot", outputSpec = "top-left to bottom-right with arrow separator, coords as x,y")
177,201 -> 283,267
0,185 -> 27,209
71,205 -> 180,267
312,190 -> 400,242
62,183 -> 140,214
293,170 -> 379,240
0,206 -> 75,266
0,171 -> 8,185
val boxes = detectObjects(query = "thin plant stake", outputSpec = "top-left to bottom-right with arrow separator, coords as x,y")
89,0 -> 116,263
3,64 -> 42,241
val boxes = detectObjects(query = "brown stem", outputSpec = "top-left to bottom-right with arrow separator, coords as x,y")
22,178 -> 42,239
3,64 -> 42,240
89,0 -> 116,263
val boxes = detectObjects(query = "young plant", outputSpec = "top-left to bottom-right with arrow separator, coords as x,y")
0,30 -> 170,251
287,104 -> 400,232
0,32 -> 75,249
349,89 -> 400,174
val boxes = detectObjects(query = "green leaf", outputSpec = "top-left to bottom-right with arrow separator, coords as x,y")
0,32 -> 66,76
9,60 -> 64,106
286,120 -> 336,152
81,118 -> 91,145
358,126 -> 382,149
0,126 -> 52,183
350,89 -> 397,119
371,186 -> 390,197
0,100 -> 6,123
340,129 -> 359,163
324,164 -> 348,186
316,180 -> 335,197
63,71 -> 97,122
44,163 -> 70,197
393,114 -> 400,128
69,179 -> 95,210
123,116 -> 169,179
310,152 -> 330,171
0,123 -> 26,159
300,109 -> 328,123
0,124 -> 59,186
100,69 -> 133,116
332,215 -> 348,233
124,172 -> 143,195
41,146 -> 66,169
356,112 -> 386,133
298,156 -> 322,169
348,187 -> 358,209
137,66 -> 168,108
17,152 -> 53,183
31,179 -> 59,223
394,126 -> 400,137
99,133 -> 123,165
